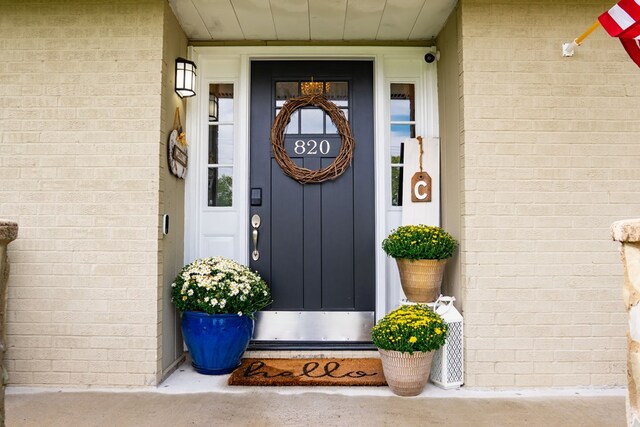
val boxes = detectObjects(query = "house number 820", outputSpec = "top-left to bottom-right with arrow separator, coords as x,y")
294,140 -> 330,155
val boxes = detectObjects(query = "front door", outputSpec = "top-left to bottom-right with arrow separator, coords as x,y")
249,61 -> 375,346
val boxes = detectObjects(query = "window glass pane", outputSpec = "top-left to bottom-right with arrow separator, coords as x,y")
326,81 -> 348,107
300,108 -> 324,134
208,167 -> 233,207
391,166 -> 404,207
208,125 -> 234,164
390,84 -> 415,122
390,124 -> 414,163
326,114 -> 337,134
210,84 -> 234,122
391,140 -> 404,165
276,81 -> 299,103
209,94 -> 218,121
325,109 -> 348,134
276,108 -> 299,134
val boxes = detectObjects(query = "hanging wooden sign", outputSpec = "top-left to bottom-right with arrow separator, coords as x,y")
411,136 -> 431,203
411,171 -> 432,202
168,107 -> 188,179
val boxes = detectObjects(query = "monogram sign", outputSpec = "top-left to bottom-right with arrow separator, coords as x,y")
411,171 -> 432,202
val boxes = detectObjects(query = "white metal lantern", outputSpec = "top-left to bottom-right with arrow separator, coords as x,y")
175,57 -> 197,98
430,296 -> 464,389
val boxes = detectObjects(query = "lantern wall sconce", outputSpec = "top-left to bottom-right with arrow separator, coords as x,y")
175,57 -> 197,98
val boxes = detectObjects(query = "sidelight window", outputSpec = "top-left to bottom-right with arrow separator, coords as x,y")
208,84 -> 234,207
390,83 -> 415,207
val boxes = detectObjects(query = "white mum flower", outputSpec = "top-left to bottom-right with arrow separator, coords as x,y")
187,289 -> 194,296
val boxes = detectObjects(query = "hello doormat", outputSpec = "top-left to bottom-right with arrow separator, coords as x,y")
228,358 -> 387,386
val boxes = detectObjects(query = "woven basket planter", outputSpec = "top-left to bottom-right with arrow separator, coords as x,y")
395,258 -> 448,303
378,349 -> 434,396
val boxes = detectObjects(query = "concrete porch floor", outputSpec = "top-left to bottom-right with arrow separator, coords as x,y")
6,361 -> 627,426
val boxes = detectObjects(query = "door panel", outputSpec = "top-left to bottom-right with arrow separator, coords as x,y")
250,61 -> 374,343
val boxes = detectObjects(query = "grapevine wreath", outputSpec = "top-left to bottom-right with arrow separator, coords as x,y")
270,94 -> 354,184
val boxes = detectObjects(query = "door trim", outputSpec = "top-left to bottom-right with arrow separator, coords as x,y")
184,46 -> 440,325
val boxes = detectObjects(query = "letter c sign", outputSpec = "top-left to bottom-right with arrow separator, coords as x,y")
411,172 -> 432,203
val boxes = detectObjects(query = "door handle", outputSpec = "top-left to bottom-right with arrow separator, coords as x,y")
251,214 -> 261,261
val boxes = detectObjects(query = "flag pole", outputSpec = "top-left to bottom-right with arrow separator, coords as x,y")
563,21 -> 601,56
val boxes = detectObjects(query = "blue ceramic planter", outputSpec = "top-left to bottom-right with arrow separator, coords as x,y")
181,311 -> 254,375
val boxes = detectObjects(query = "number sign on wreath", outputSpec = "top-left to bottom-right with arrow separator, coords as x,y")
271,94 -> 354,184
169,107 -> 188,179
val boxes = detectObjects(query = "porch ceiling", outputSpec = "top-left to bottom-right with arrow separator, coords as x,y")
168,0 -> 456,42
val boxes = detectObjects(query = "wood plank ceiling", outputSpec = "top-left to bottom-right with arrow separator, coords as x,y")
168,0 -> 457,41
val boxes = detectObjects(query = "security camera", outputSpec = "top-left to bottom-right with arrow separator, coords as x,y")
424,51 -> 440,63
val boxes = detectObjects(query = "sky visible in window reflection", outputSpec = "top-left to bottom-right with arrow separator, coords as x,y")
301,108 -> 324,134
390,124 -> 414,161
218,98 -> 233,122
209,125 -> 234,164
390,99 -> 412,122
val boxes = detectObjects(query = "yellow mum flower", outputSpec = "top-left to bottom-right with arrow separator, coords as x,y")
409,336 -> 417,343
435,328 -> 442,334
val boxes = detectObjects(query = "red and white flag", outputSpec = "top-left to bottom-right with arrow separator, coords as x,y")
599,0 -> 640,66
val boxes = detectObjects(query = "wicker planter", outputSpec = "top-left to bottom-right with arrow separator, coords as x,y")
395,258 -> 448,303
378,349 -> 434,396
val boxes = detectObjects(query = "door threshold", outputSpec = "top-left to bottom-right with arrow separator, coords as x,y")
248,341 -> 377,351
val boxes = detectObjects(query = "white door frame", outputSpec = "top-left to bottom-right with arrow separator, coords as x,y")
184,46 -> 439,322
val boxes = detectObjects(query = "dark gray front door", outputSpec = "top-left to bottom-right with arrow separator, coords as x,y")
250,61 -> 375,345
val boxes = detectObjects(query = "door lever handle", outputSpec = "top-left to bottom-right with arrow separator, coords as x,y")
251,214 -> 261,261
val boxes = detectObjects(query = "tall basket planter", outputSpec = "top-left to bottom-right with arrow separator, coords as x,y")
378,349 -> 434,396
396,258 -> 447,303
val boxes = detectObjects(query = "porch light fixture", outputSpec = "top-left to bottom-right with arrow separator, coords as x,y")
175,57 -> 197,98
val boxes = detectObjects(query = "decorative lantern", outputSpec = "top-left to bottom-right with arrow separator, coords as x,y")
175,57 -> 197,98
430,296 -> 464,389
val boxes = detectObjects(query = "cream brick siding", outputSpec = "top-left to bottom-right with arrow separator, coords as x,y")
453,0 -> 639,387
0,0 -> 180,387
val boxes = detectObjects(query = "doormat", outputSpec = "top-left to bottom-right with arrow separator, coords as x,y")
228,358 -> 387,387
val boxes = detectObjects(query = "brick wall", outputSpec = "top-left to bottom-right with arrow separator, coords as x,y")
0,0 -> 167,387
456,0 -> 639,387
